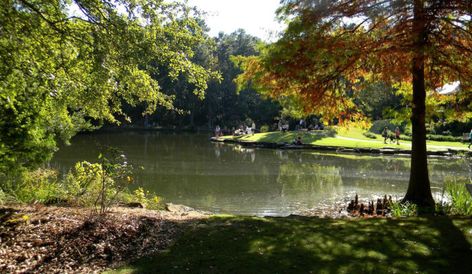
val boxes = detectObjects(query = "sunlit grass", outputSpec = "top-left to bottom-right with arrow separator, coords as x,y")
109,216 -> 472,274
219,128 -> 469,151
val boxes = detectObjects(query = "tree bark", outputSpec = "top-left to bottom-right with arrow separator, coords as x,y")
403,0 -> 435,207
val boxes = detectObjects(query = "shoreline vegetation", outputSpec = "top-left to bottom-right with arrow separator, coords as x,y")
212,128 -> 471,157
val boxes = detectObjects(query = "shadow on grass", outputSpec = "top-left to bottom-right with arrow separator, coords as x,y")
115,216 -> 472,274
237,131 -> 332,144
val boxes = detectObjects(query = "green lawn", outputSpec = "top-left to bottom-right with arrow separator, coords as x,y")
219,128 -> 469,152
109,215 -> 472,274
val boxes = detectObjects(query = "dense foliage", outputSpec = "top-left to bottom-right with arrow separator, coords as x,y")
126,30 -> 281,130
0,0 -> 218,173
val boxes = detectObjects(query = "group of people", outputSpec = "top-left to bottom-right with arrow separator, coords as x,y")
234,123 -> 256,136
382,127 -> 401,145
217,123 -> 472,150
215,123 -> 257,137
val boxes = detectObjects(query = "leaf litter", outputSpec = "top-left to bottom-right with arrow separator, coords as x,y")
0,205 -> 208,273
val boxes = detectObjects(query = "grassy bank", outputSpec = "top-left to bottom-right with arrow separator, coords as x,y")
110,215 -> 472,274
219,127 -> 469,152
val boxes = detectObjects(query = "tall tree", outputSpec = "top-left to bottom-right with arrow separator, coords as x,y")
236,0 -> 471,207
0,0 -> 217,172
147,30 -> 280,129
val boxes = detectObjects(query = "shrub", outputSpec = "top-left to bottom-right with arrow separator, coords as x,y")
443,181 -> 472,215
426,134 -> 463,142
260,125 -> 270,133
399,134 -> 461,142
64,161 -> 104,206
64,147 -> 135,214
132,187 -> 164,210
64,147 -> 163,213
14,168 -> 65,204
362,132 -> 377,139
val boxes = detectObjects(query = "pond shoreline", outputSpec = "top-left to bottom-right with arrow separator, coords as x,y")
210,136 -> 472,158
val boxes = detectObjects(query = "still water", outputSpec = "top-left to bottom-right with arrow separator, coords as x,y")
51,131 -> 470,216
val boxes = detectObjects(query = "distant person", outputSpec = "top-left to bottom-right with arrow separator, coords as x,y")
382,127 -> 388,144
244,125 -> 250,135
215,125 -> 221,137
299,119 -> 305,129
251,122 -> 256,135
293,136 -> 303,145
282,123 -> 289,132
395,127 -> 401,145
469,129 -> 472,149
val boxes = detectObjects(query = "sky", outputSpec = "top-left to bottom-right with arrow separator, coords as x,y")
187,0 -> 285,41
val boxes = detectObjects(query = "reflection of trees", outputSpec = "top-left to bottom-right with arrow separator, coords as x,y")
428,158 -> 470,183
52,132 -> 472,214
277,163 -> 343,203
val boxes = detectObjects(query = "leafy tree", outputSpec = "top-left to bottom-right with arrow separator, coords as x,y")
355,82 -> 403,120
236,0 -> 472,207
210,30 -> 280,128
145,29 -> 280,129
0,0 -> 217,173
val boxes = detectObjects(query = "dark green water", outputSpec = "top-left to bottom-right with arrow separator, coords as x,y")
51,131 -> 470,216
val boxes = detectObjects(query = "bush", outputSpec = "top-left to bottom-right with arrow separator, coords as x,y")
64,147 -> 136,213
362,132 -> 377,139
400,134 -> 462,142
14,168 -> 65,204
64,148 -> 164,212
260,125 -> 270,133
64,161 -> 105,206
443,182 -> 472,215
132,187 -> 164,210
426,134 -> 463,142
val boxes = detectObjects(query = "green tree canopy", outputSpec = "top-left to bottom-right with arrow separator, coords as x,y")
0,0 -> 218,172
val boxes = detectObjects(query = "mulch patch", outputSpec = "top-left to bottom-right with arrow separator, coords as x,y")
0,205 -> 205,273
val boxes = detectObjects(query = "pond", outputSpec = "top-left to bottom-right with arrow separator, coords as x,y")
51,131 -> 470,216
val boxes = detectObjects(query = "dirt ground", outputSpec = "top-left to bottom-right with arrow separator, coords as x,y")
0,205 -> 208,273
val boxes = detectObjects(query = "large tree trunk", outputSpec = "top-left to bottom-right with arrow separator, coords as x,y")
403,0 -> 435,207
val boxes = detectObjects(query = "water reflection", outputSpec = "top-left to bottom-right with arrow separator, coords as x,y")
51,131 -> 470,216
